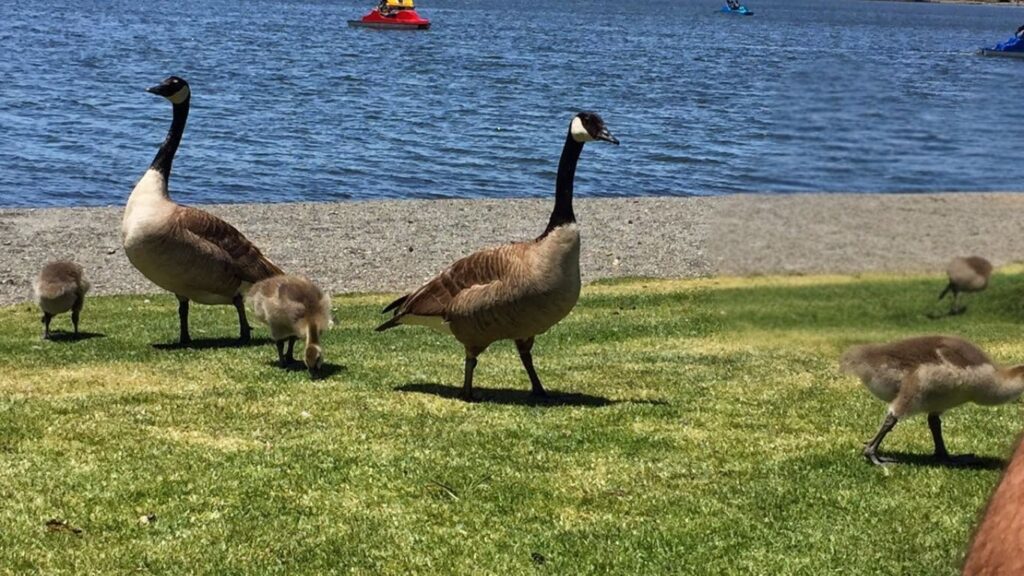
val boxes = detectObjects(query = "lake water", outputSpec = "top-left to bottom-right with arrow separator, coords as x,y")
0,0 -> 1022,208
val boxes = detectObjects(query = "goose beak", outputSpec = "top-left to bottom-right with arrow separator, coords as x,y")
146,84 -> 163,95
597,128 -> 619,145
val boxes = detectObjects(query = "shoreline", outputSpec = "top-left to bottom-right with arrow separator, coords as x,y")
2,193 -> 1023,306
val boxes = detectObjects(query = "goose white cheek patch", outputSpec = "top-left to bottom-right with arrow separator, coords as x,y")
570,116 -> 594,143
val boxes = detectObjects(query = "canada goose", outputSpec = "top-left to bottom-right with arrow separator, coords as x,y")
962,434 -> 1024,575
33,261 -> 90,339
377,111 -> 618,401
122,76 -> 283,346
939,256 -> 992,315
841,335 -> 1024,466
248,275 -> 332,378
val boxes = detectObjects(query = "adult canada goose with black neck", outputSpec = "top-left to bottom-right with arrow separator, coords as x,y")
122,76 -> 283,346
377,111 -> 618,401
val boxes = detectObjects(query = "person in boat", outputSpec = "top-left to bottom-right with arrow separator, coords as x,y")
726,0 -> 742,10
1016,24 -> 1024,39
377,0 -> 394,16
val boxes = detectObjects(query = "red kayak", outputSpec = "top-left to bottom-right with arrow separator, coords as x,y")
348,8 -> 430,29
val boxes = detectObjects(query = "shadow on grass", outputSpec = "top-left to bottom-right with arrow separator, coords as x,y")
876,451 -> 1005,470
44,331 -> 105,343
396,382 -> 669,407
153,337 -> 273,351
265,359 -> 348,379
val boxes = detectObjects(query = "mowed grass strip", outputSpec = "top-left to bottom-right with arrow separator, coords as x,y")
0,272 -> 1021,574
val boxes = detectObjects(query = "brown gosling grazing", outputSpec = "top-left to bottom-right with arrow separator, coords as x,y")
248,275 -> 332,378
122,76 -> 283,347
376,111 -> 618,401
841,335 -> 1024,466
939,256 -> 992,316
33,261 -> 91,339
962,434 -> 1024,575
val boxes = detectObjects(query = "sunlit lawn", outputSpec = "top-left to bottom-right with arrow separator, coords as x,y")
1,270 -> 1021,574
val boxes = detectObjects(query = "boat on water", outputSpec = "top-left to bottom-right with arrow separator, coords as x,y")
720,4 -> 753,15
348,0 -> 430,30
978,34 -> 1024,59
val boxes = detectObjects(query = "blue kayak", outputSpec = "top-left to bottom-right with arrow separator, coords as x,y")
979,35 -> 1024,59
720,5 -> 753,15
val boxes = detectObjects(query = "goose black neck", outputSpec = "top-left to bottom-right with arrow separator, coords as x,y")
149,96 -> 190,179
541,130 -> 584,238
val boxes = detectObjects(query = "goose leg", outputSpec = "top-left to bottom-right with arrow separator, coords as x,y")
462,357 -> 479,402
71,295 -> 83,337
515,337 -> 548,397
233,294 -> 251,344
863,412 -> 899,466
177,297 -> 191,346
41,313 -> 52,340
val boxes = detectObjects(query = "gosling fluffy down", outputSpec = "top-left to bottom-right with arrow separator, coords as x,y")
33,260 -> 91,339
841,335 -> 1024,466
248,275 -> 332,378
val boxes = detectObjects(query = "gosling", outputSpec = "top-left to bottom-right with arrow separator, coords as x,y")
841,335 -> 1024,466
939,256 -> 991,315
248,275 -> 332,378
33,261 -> 91,339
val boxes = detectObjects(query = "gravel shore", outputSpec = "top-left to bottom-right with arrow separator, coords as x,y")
2,193 -> 1022,306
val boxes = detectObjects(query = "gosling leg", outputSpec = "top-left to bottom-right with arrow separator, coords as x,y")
929,413 -> 975,465
41,312 -> 53,340
863,412 -> 899,466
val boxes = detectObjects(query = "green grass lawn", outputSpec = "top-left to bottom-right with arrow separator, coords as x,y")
2,270 -> 1023,574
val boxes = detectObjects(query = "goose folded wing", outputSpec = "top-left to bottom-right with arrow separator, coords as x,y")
173,206 -> 283,282
395,246 -> 522,319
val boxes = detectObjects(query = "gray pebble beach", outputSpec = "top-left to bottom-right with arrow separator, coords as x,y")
1,193 -> 1021,306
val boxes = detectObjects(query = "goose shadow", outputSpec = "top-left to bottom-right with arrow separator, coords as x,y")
153,336 -> 273,351
44,331 -> 105,343
395,382 -> 668,407
266,359 -> 347,379
872,451 -> 1004,470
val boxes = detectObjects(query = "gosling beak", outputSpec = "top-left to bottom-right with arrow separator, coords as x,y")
309,366 -> 322,380
597,128 -> 619,145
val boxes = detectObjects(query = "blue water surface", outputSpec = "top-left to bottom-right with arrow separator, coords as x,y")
0,0 -> 1022,207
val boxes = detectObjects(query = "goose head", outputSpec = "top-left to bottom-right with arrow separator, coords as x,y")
305,343 -> 324,379
147,76 -> 191,105
570,111 -> 618,145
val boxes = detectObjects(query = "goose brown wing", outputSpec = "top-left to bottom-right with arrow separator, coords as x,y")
386,244 -> 523,320
173,205 -> 283,283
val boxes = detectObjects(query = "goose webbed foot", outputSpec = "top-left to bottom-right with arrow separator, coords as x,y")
949,305 -> 967,316
863,448 -> 898,466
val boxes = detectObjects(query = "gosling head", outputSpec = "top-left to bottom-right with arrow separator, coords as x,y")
570,111 -> 619,145
305,343 -> 324,380
146,76 -> 191,105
